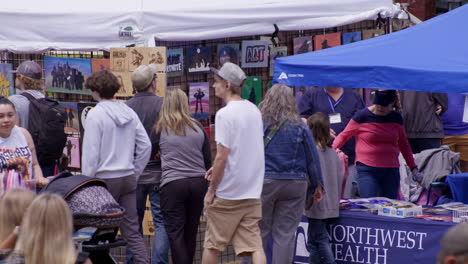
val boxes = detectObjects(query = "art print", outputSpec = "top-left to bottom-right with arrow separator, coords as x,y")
293,36 -> 313,55
269,46 -> 287,76
188,82 -> 210,122
362,29 -> 385,40
217,44 -> 240,66
128,47 -> 149,71
155,73 -> 167,97
110,48 -> 128,72
186,47 -> 211,74
148,47 -> 167,73
242,76 -> 262,105
91,58 -> 110,72
59,102 -> 79,133
342,32 -> 362,45
241,40 -> 269,68
44,56 -> 92,95
113,72 -> 133,97
166,49 -> 184,77
0,64 -> 13,97
63,136 -> 80,169
314,32 -> 341,51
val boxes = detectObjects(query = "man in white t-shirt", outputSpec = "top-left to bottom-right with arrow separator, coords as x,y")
202,62 -> 266,264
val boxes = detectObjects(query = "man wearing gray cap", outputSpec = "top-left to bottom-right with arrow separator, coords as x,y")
126,65 -> 169,264
438,222 -> 468,264
202,62 -> 266,264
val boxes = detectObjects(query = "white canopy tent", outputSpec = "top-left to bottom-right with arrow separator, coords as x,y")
0,0 -> 402,53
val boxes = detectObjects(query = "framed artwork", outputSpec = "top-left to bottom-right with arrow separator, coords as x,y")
59,102 -> 79,133
91,58 -> 110,72
166,48 -> 184,77
362,29 -> 385,40
44,56 -> 92,95
242,76 -> 262,106
0,64 -> 13,97
314,32 -> 341,51
241,40 -> 269,68
186,47 -> 212,74
110,48 -> 128,72
269,46 -> 288,76
217,44 -> 240,67
148,47 -> 167,73
188,82 -> 210,122
293,36 -> 313,55
63,136 -> 80,169
342,32 -> 362,44
113,72 -> 133,97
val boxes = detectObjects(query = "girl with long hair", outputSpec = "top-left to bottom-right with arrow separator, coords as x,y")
258,83 -> 322,264
156,88 -> 211,264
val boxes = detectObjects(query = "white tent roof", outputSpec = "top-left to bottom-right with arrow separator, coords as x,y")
0,0 -> 401,53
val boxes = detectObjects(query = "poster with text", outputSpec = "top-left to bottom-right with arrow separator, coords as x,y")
242,76 -> 262,106
293,36 -> 313,55
241,40 -> 269,68
189,82 -> 210,124
362,29 -> 385,40
166,48 -> 184,77
148,47 -> 167,73
186,47 -> 212,74
110,48 -> 128,72
269,46 -> 288,76
63,136 -> 80,169
59,102 -> 79,133
91,58 -> 110,72
0,64 -> 13,97
113,71 -> 133,97
44,56 -> 92,95
342,32 -> 362,45
314,32 -> 341,51
217,43 -> 240,67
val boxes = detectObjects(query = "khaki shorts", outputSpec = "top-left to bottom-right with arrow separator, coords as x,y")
443,134 -> 468,161
204,197 -> 263,255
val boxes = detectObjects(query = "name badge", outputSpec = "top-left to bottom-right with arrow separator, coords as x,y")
329,113 -> 342,124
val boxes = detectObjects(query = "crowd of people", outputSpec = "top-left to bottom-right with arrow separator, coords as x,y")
0,59 -> 466,264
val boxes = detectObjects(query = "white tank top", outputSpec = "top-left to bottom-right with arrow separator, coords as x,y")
0,126 -> 34,182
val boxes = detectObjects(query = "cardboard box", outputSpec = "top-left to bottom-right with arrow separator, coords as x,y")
378,205 -> 423,218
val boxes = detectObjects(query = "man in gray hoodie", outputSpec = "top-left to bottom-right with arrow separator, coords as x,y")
82,70 -> 151,264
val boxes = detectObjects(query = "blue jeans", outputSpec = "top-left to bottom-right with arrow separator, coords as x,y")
126,183 -> 169,264
307,219 -> 335,264
356,162 -> 400,199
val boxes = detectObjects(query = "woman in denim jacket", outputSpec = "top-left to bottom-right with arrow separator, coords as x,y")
258,84 -> 323,264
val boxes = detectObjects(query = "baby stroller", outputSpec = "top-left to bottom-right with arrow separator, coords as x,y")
41,172 -> 126,264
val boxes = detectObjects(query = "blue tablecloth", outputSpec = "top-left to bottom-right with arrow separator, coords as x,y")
293,210 -> 455,264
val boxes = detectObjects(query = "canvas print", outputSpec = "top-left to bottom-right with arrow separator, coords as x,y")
155,73 -> 167,97
128,47 -> 149,71
63,136 -> 80,169
113,71 -> 133,97
314,32 -> 341,51
189,82 -> 210,123
59,102 -> 79,133
342,32 -> 362,44
166,48 -> 184,77
0,64 -> 13,97
269,46 -> 287,76
242,76 -> 262,106
110,48 -> 129,72
217,44 -> 240,67
242,40 -> 269,68
293,36 -> 313,55
148,47 -> 167,73
91,58 -> 110,72
186,47 -> 211,74
44,56 -> 92,95
362,29 -> 385,40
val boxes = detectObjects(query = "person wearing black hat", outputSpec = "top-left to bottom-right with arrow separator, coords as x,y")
332,90 -> 422,199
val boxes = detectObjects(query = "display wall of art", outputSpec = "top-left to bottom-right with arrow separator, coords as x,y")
269,46 -> 288,76
362,29 -> 385,40
44,56 -> 92,95
0,64 -> 13,97
314,32 -> 341,51
241,40 -> 269,68
186,47 -> 212,74
189,82 -> 210,126
167,48 -> 184,77
342,32 -> 362,45
62,136 -> 80,169
59,102 -> 79,133
217,43 -> 240,67
91,58 -> 110,72
293,36 -> 313,55
242,76 -> 262,106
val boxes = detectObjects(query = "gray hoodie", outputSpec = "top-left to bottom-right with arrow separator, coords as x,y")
81,100 -> 151,180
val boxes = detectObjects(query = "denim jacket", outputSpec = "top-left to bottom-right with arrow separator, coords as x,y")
263,119 -> 323,192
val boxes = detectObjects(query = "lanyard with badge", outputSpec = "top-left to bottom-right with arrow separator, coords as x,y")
326,89 -> 343,124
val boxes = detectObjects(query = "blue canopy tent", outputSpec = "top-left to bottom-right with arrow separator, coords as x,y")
273,5 -> 468,94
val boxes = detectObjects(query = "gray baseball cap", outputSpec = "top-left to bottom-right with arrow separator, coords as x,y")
13,60 -> 43,80
211,62 -> 246,87
440,222 -> 468,256
131,64 -> 157,92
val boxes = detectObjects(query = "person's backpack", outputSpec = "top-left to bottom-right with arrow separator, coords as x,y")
21,93 -> 67,165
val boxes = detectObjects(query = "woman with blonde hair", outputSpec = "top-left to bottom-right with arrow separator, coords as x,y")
156,88 -> 211,264
8,193 -> 91,264
258,83 -> 323,264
